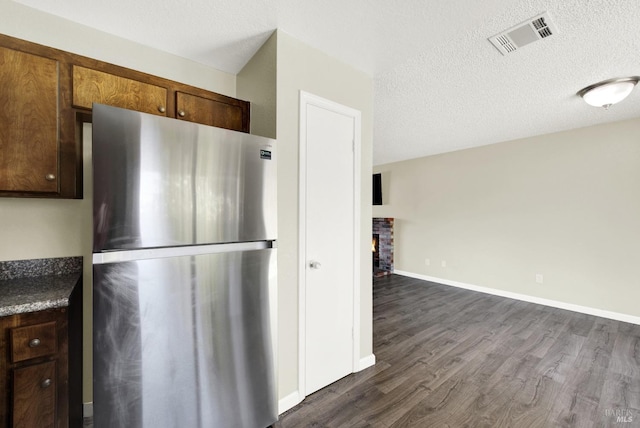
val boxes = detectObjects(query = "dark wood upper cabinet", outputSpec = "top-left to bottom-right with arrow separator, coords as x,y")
176,91 -> 247,131
0,47 -> 60,194
0,34 -> 251,199
72,65 -> 167,116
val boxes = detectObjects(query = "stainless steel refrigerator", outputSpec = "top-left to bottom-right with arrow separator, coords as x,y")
91,104 -> 277,428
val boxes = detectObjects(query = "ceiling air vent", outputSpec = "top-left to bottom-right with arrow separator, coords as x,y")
489,12 -> 557,55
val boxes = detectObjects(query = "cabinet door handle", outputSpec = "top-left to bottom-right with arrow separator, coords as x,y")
45,174 -> 56,181
41,378 -> 52,389
178,110 -> 186,117
28,338 -> 41,348
158,106 -> 166,113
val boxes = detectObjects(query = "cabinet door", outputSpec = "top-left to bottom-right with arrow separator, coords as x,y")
0,47 -> 59,193
176,91 -> 246,131
12,361 -> 56,428
73,65 -> 167,116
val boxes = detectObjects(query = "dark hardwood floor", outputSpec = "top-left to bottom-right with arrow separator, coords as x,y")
275,274 -> 640,428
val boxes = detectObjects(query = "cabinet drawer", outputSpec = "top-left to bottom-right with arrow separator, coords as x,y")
73,65 -> 167,116
10,322 -> 57,363
12,361 -> 56,428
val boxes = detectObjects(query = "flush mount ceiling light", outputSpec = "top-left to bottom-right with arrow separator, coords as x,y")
577,77 -> 640,109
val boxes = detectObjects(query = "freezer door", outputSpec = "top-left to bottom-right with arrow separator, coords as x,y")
93,249 -> 277,428
92,104 -> 276,252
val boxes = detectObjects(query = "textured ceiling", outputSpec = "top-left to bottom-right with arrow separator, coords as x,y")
12,0 -> 640,165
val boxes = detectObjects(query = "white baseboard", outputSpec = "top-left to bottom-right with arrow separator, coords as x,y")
83,402 -> 93,418
358,354 -> 376,371
278,390 -> 303,415
278,354 -> 375,415
394,270 -> 640,325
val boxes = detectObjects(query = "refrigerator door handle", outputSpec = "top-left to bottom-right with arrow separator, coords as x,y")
93,241 -> 272,264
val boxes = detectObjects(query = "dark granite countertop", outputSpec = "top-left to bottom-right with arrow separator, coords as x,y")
0,257 -> 82,317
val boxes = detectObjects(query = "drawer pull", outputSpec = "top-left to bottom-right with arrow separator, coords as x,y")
45,174 -> 56,181
10,322 -> 57,363
41,378 -> 52,389
158,106 -> 166,113
178,110 -> 186,117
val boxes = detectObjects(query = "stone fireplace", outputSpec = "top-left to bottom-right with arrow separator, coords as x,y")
372,218 -> 394,277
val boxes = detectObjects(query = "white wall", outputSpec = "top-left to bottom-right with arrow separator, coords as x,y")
374,118 -> 640,318
238,30 -> 374,405
275,30 -> 374,400
0,0 -> 237,403
237,31 -> 277,139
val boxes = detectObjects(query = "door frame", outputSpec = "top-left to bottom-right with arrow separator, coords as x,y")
298,90 -> 362,398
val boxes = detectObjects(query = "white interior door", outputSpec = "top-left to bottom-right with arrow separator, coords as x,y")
300,92 -> 360,396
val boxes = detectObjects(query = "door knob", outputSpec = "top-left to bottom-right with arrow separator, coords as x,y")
309,260 -> 321,269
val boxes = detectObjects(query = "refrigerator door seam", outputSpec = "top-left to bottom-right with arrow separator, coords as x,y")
93,241 -> 273,264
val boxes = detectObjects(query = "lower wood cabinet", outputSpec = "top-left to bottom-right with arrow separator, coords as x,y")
13,361 -> 56,428
0,310 -> 68,428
